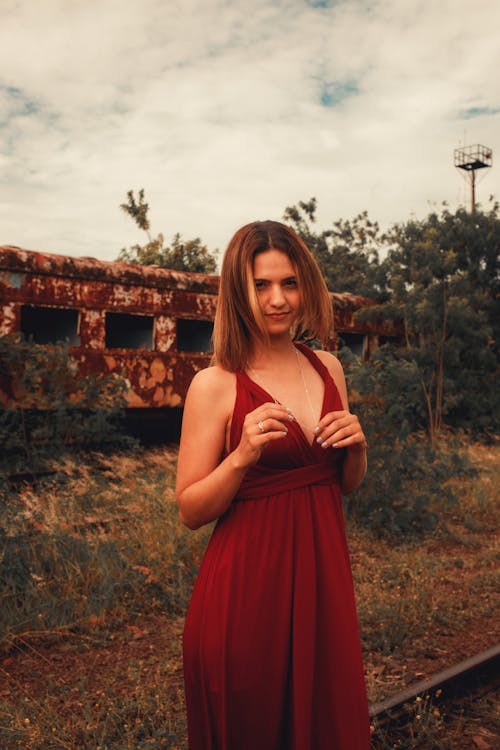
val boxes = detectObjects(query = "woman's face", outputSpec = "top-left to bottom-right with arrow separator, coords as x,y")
252,249 -> 301,336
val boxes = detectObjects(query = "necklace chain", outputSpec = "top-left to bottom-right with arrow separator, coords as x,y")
294,347 -> 317,430
248,346 -> 318,431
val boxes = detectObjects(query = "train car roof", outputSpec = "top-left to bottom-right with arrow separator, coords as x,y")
0,245 -> 374,309
0,245 -> 220,294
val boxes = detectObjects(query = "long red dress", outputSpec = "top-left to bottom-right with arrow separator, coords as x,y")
183,344 -> 370,749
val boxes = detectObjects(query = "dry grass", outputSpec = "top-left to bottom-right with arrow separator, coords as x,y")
0,442 -> 498,749
351,442 -> 499,704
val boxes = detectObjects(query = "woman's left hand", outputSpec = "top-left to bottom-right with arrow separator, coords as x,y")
314,410 -> 367,451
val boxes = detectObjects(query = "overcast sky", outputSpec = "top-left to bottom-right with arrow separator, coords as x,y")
1,0 -> 499,265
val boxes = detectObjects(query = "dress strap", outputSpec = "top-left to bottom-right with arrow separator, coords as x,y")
295,342 -> 344,412
294,342 -> 329,378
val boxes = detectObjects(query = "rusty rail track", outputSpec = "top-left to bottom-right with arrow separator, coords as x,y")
370,643 -> 500,731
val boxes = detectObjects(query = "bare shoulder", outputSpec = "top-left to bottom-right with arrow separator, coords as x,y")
188,364 -> 235,395
185,365 -> 236,414
314,349 -> 349,408
180,365 -> 236,452
314,349 -> 345,378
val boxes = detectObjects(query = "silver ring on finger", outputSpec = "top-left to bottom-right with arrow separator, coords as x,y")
257,420 -> 265,433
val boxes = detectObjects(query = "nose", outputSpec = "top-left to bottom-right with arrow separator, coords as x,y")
269,283 -> 286,308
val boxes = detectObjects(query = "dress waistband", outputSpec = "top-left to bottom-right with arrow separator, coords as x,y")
234,462 -> 340,501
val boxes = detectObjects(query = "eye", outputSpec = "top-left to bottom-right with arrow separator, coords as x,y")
254,280 -> 267,290
283,278 -> 298,288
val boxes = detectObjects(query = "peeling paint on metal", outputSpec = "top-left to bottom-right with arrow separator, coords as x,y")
155,316 -> 176,352
0,302 -> 19,336
80,310 -> 105,350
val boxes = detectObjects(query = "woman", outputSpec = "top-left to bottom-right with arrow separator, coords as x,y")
176,220 -> 370,749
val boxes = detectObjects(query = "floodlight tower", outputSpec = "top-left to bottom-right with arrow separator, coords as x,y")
454,144 -> 492,213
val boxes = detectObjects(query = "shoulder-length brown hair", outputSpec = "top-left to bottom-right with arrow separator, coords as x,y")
213,220 -> 333,371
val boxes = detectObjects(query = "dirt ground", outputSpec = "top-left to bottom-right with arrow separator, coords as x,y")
2,604 -> 498,749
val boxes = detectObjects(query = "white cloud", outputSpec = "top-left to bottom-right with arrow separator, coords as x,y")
0,0 -> 499,262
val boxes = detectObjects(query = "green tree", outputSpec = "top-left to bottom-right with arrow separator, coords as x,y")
357,202 -> 500,440
118,189 -> 218,274
283,198 -> 388,300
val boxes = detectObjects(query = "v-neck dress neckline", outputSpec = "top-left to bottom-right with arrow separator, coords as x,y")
239,342 -> 336,451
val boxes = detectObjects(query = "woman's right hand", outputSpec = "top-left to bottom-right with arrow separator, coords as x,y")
232,402 -> 293,469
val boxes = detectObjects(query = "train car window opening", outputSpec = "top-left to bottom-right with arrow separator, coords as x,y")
105,312 -> 154,350
20,305 -> 80,345
378,335 -> 404,348
177,318 -> 214,353
339,333 -> 366,360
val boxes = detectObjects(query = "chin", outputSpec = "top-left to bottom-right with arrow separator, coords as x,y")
266,324 -> 293,336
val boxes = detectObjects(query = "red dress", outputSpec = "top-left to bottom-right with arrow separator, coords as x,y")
183,344 -> 370,749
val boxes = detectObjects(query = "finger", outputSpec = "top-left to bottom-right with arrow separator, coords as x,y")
320,435 -> 363,449
263,428 -> 290,443
315,416 -> 363,446
319,429 -> 366,449
315,410 -> 349,432
251,404 -> 295,425
316,426 -> 348,448
263,402 -> 295,419
253,417 -> 290,436
249,425 -> 289,454
316,416 -> 359,441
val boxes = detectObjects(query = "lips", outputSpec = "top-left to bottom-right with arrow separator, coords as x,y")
266,312 -> 290,319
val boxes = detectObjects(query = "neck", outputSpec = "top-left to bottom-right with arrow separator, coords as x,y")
249,335 -> 296,370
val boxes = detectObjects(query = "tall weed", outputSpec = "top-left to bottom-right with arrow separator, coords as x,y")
0,449 -> 211,650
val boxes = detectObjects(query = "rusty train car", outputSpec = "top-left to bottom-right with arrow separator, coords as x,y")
0,245 -> 398,426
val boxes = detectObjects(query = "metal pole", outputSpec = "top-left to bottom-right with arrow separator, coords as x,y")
471,169 -> 476,213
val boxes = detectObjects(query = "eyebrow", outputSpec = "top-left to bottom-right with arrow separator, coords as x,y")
253,275 -> 298,282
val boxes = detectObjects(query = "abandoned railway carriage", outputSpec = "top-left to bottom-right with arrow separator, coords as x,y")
0,245 -> 397,420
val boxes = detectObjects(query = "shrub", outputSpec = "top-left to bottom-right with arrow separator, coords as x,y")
340,348 -> 477,539
345,434 -> 475,539
0,335 -> 133,477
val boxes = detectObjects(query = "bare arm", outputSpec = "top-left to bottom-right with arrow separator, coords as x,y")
176,366 -> 292,529
315,351 -> 367,495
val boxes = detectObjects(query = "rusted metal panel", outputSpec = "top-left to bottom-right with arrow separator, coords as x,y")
0,245 -> 220,293
0,302 -> 20,337
72,350 -> 210,408
154,316 -> 177,352
79,310 -> 106,350
336,308 -> 383,335
14,277 -> 216,321
0,245 -> 401,409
